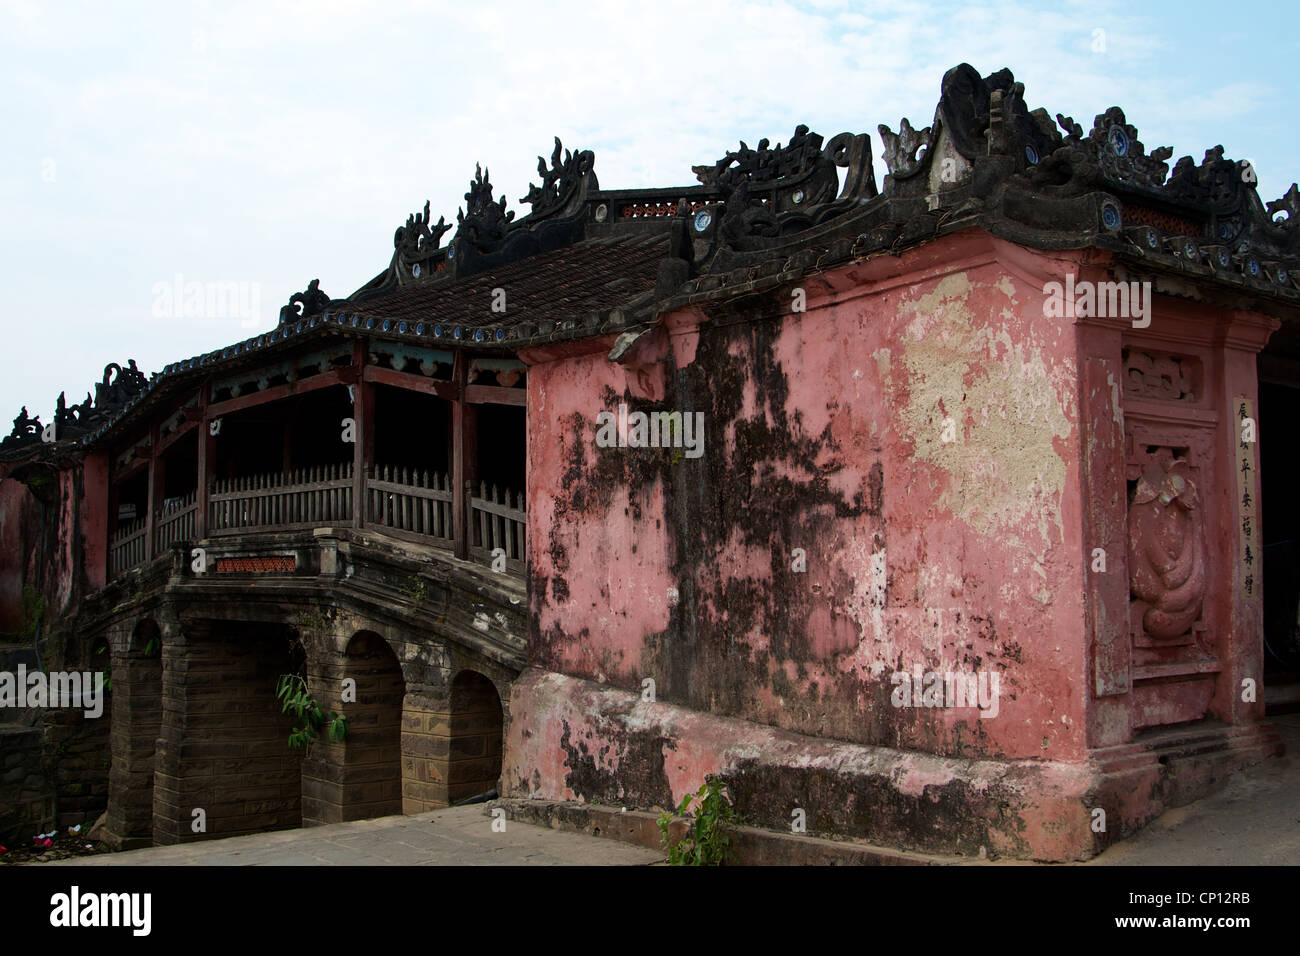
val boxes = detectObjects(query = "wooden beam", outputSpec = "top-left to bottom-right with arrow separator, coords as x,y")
155,417 -> 198,457
111,457 -> 150,485
352,342 -> 374,529
363,364 -> 457,402
205,368 -> 350,418
465,384 -> 527,406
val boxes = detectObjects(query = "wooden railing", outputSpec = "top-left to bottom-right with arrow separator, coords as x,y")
109,464 -> 526,578
109,516 -> 149,578
468,481 -> 527,571
366,464 -> 454,544
208,463 -> 354,535
154,491 -> 197,553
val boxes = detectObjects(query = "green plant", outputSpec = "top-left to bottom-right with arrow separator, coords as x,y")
657,775 -> 744,866
401,577 -> 430,604
275,674 -> 347,749
93,641 -> 111,693
20,586 -> 45,643
294,606 -> 331,634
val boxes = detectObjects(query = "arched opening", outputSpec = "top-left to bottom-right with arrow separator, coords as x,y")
448,670 -> 503,804
152,619 -> 302,844
105,618 -> 162,848
339,631 -> 404,821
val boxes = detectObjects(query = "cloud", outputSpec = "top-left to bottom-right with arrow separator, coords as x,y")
0,0 -> 1294,421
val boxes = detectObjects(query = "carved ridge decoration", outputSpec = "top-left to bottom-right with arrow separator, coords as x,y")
395,200 -> 452,269
54,391 -> 95,430
693,125 -> 828,194
878,117 -> 932,181
279,279 -> 332,325
691,124 -> 877,249
1058,106 -> 1173,192
3,406 -> 44,446
456,163 -> 515,252
1128,453 -> 1207,641
96,360 -> 148,409
520,137 -> 596,218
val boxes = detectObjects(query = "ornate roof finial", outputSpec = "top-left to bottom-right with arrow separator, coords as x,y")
278,279 -> 332,325
520,137 -> 596,218
456,164 -> 515,249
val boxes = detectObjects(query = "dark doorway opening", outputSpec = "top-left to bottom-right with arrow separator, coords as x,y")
448,671 -> 503,804
1260,379 -> 1300,692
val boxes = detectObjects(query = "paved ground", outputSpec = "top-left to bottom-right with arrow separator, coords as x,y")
41,713 -> 1299,867
47,805 -> 663,866
1089,712 -> 1300,866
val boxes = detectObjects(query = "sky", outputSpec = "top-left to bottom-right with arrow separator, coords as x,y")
1,0 -> 1296,423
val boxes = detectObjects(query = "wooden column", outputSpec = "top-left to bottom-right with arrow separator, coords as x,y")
352,342 -> 374,529
195,384 -> 213,539
144,424 -> 162,562
452,351 -> 478,560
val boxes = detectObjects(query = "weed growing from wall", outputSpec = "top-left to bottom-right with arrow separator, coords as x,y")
275,674 -> 347,750
657,775 -> 744,865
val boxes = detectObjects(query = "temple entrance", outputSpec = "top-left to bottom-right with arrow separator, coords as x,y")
1259,376 -> 1300,709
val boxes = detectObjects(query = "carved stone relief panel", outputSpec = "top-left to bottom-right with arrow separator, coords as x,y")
1122,347 -> 1202,403
1128,450 -> 1206,643
1124,423 -> 1216,657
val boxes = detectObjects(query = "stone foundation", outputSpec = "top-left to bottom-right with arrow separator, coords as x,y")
503,669 -> 1284,862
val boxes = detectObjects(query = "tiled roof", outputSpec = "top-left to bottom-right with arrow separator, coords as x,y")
352,231 -> 668,329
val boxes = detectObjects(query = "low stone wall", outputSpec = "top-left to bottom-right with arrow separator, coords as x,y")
0,725 -> 55,844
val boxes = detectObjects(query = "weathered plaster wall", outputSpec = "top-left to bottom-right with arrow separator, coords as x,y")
0,460 -> 96,632
524,232 -> 1088,768
0,478 -> 39,634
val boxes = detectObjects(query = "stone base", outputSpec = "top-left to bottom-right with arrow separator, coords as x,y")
495,798 -> 965,865
1086,720 -> 1284,856
503,669 -> 1285,862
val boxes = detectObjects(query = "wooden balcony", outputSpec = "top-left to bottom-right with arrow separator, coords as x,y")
108,464 -> 525,580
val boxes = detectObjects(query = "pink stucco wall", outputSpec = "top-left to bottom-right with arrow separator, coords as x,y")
524,231 -> 1089,763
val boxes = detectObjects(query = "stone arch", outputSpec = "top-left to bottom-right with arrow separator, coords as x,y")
340,631 -> 404,820
151,617 -> 303,845
447,669 -> 504,803
302,629 -> 405,824
104,616 -> 163,849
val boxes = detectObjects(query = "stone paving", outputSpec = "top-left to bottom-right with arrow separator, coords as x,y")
46,805 -> 663,867
1088,711 -> 1300,866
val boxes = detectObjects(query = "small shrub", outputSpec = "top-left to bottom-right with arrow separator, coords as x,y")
657,775 -> 744,866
